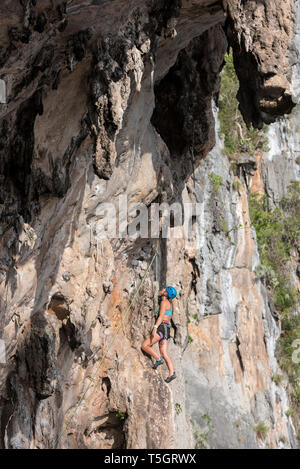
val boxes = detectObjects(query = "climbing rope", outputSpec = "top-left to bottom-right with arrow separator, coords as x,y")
190,145 -> 196,190
190,121 -> 196,191
52,248 -> 158,449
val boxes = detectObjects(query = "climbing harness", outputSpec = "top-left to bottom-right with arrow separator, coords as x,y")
159,321 -> 171,341
155,309 -> 172,341
52,248 -> 158,449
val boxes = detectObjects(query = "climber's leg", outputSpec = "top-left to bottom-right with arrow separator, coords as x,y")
141,333 -> 161,361
159,339 -> 174,377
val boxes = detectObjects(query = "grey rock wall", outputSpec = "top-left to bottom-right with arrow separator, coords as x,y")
0,0 -> 299,449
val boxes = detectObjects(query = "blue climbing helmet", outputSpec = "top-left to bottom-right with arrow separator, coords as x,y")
166,286 -> 177,299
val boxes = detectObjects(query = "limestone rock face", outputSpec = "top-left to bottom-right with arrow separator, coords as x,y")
0,0 -> 299,449
224,0 -> 298,128
179,105 -> 298,449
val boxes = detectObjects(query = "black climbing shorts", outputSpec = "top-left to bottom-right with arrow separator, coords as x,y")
156,322 -> 171,341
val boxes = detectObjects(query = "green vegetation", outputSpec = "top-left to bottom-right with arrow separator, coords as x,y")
249,185 -> 299,327
279,435 -> 288,444
221,217 -> 230,239
218,50 -> 300,442
209,172 -> 223,192
116,411 -> 126,421
232,180 -> 242,192
249,183 -> 299,313
292,386 -> 300,405
271,374 -> 284,386
193,429 -> 208,449
277,315 -> 300,387
191,415 -> 214,449
229,162 -> 238,175
221,217 -> 235,245
221,217 -> 228,234
188,336 -> 193,343
285,408 -> 295,418
175,403 -> 182,415
219,51 -> 269,161
253,422 -> 269,440
249,181 -> 300,348
201,414 -> 212,426
249,181 -> 300,437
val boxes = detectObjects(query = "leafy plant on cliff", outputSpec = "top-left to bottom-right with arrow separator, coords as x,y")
253,422 -> 269,440
191,415 -> 214,449
116,411 -> 126,421
279,435 -> 288,445
175,403 -> 182,415
218,52 -> 269,161
271,373 -> 284,386
209,172 -> 223,192
277,315 -> 300,385
232,180 -> 242,192
249,183 -> 300,318
249,181 -> 300,437
286,407 -> 296,418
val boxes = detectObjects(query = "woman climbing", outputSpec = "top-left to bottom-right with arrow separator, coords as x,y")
141,286 -> 177,383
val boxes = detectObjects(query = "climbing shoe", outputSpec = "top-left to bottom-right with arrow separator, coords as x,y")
165,372 -> 176,383
153,359 -> 164,369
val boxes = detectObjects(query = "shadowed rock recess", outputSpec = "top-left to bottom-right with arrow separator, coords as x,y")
0,0 -> 299,449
